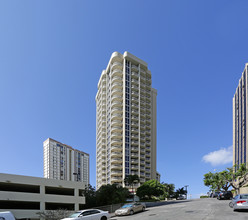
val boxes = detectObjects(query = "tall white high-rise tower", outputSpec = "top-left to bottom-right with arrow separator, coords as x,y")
96,51 -> 158,190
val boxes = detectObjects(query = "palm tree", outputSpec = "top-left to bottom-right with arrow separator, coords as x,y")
124,174 -> 140,200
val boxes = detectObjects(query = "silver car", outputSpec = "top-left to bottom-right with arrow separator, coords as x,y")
115,202 -> 146,216
61,209 -> 110,220
229,194 -> 248,211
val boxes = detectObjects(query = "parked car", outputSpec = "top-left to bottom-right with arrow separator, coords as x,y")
61,209 -> 110,220
177,194 -> 186,200
0,212 -> 15,220
217,191 -> 233,200
229,194 -> 248,211
115,202 -> 146,216
212,191 -> 220,198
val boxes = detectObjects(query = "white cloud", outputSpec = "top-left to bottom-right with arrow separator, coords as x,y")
202,146 -> 233,166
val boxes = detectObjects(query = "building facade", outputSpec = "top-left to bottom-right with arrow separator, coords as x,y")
0,173 -> 85,220
43,138 -> 89,185
233,63 -> 248,169
96,51 -> 157,189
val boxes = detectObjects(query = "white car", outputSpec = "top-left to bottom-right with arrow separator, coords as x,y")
61,209 -> 110,220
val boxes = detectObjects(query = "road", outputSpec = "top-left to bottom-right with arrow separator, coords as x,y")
111,198 -> 248,220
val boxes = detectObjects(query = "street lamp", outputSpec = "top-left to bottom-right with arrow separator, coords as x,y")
73,172 -> 79,181
184,185 -> 189,200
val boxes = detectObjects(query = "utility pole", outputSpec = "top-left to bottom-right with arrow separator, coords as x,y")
184,185 -> 189,199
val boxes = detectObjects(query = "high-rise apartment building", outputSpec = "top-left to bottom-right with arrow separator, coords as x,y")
43,138 -> 89,185
233,63 -> 248,169
96,51 -> 158,189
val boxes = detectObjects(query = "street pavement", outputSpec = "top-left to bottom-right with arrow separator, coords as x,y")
111,198 -> 248,220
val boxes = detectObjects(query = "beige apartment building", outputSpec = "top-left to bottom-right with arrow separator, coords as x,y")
44,138 -> 89,185
233,63 -> 248,168
96,51 -> 158,190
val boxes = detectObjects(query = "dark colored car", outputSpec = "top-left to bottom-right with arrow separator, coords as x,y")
212,191 -> 220,198
217,191 -> 233,200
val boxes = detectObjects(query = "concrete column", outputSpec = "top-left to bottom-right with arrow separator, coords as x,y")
40,185 -> 45,211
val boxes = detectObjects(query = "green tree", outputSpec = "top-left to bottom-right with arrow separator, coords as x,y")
96,184 -> 130,206
124,174 -> 140,194
136,179 -> 164,200
81,184 -> 97,208
203,164 -> 248,193
174,187 -> 187,198
203,172 -> 222,191
162,183 -> 175,199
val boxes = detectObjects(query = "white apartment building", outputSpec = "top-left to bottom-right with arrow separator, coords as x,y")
96,51 -> 158,190
44,138 -> 89,185
0,173 -> 85,220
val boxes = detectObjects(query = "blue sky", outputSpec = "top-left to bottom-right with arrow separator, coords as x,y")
1,0 -> 248,198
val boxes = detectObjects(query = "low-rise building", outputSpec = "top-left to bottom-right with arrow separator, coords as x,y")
0,173 -> 85,220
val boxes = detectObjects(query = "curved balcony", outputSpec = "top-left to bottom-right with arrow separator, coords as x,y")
131,104 -> 138,110
146,88 -> 151,93
131,134 -> 138,139
131,153 -> 138,158
112,75 -> 122,83
111,62 -> 123,71
131,115 -> 139,121
146,124 -> 151,129
146,146 -> 151,151
111,145 -> 122,151
146,109 -> 151,115
111,96 -> 123,104
131,97 -> 139,103
131,110 -> 139,115
131,72 -> 139,79
140,68 -> 146,74
111,132 -> 122,139
146,82 -> 151,86
112,89 -> 122,97
112,68 -> 122,78
132,94 -> 139,99
146,129 -> 150,135
111,171 -> 122,176
111,139 -> 122,145
131,85 -> 139,91
131,165 -> 138,170
140,84 -> 145,90
112,101 -> 123,108
140,89 -> 145,94
131,147 -> 138,152
111,151 -> 122,157
112,158 -> 122,164
131,122 -> 138,127
112,119 -> 122,127
111,113 -> 122,121
111,107 -> 122,113
140,107 -> 145,113
131,159 -> 138,164
111,126 -> 122,132
111,82 -> 123,90
131,140 -> 139,145
131,128 -> 138,133
111,164 -> 122,170
112,177 -> 122,181
131,78 -> 139,84
131,65 -> 139,72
